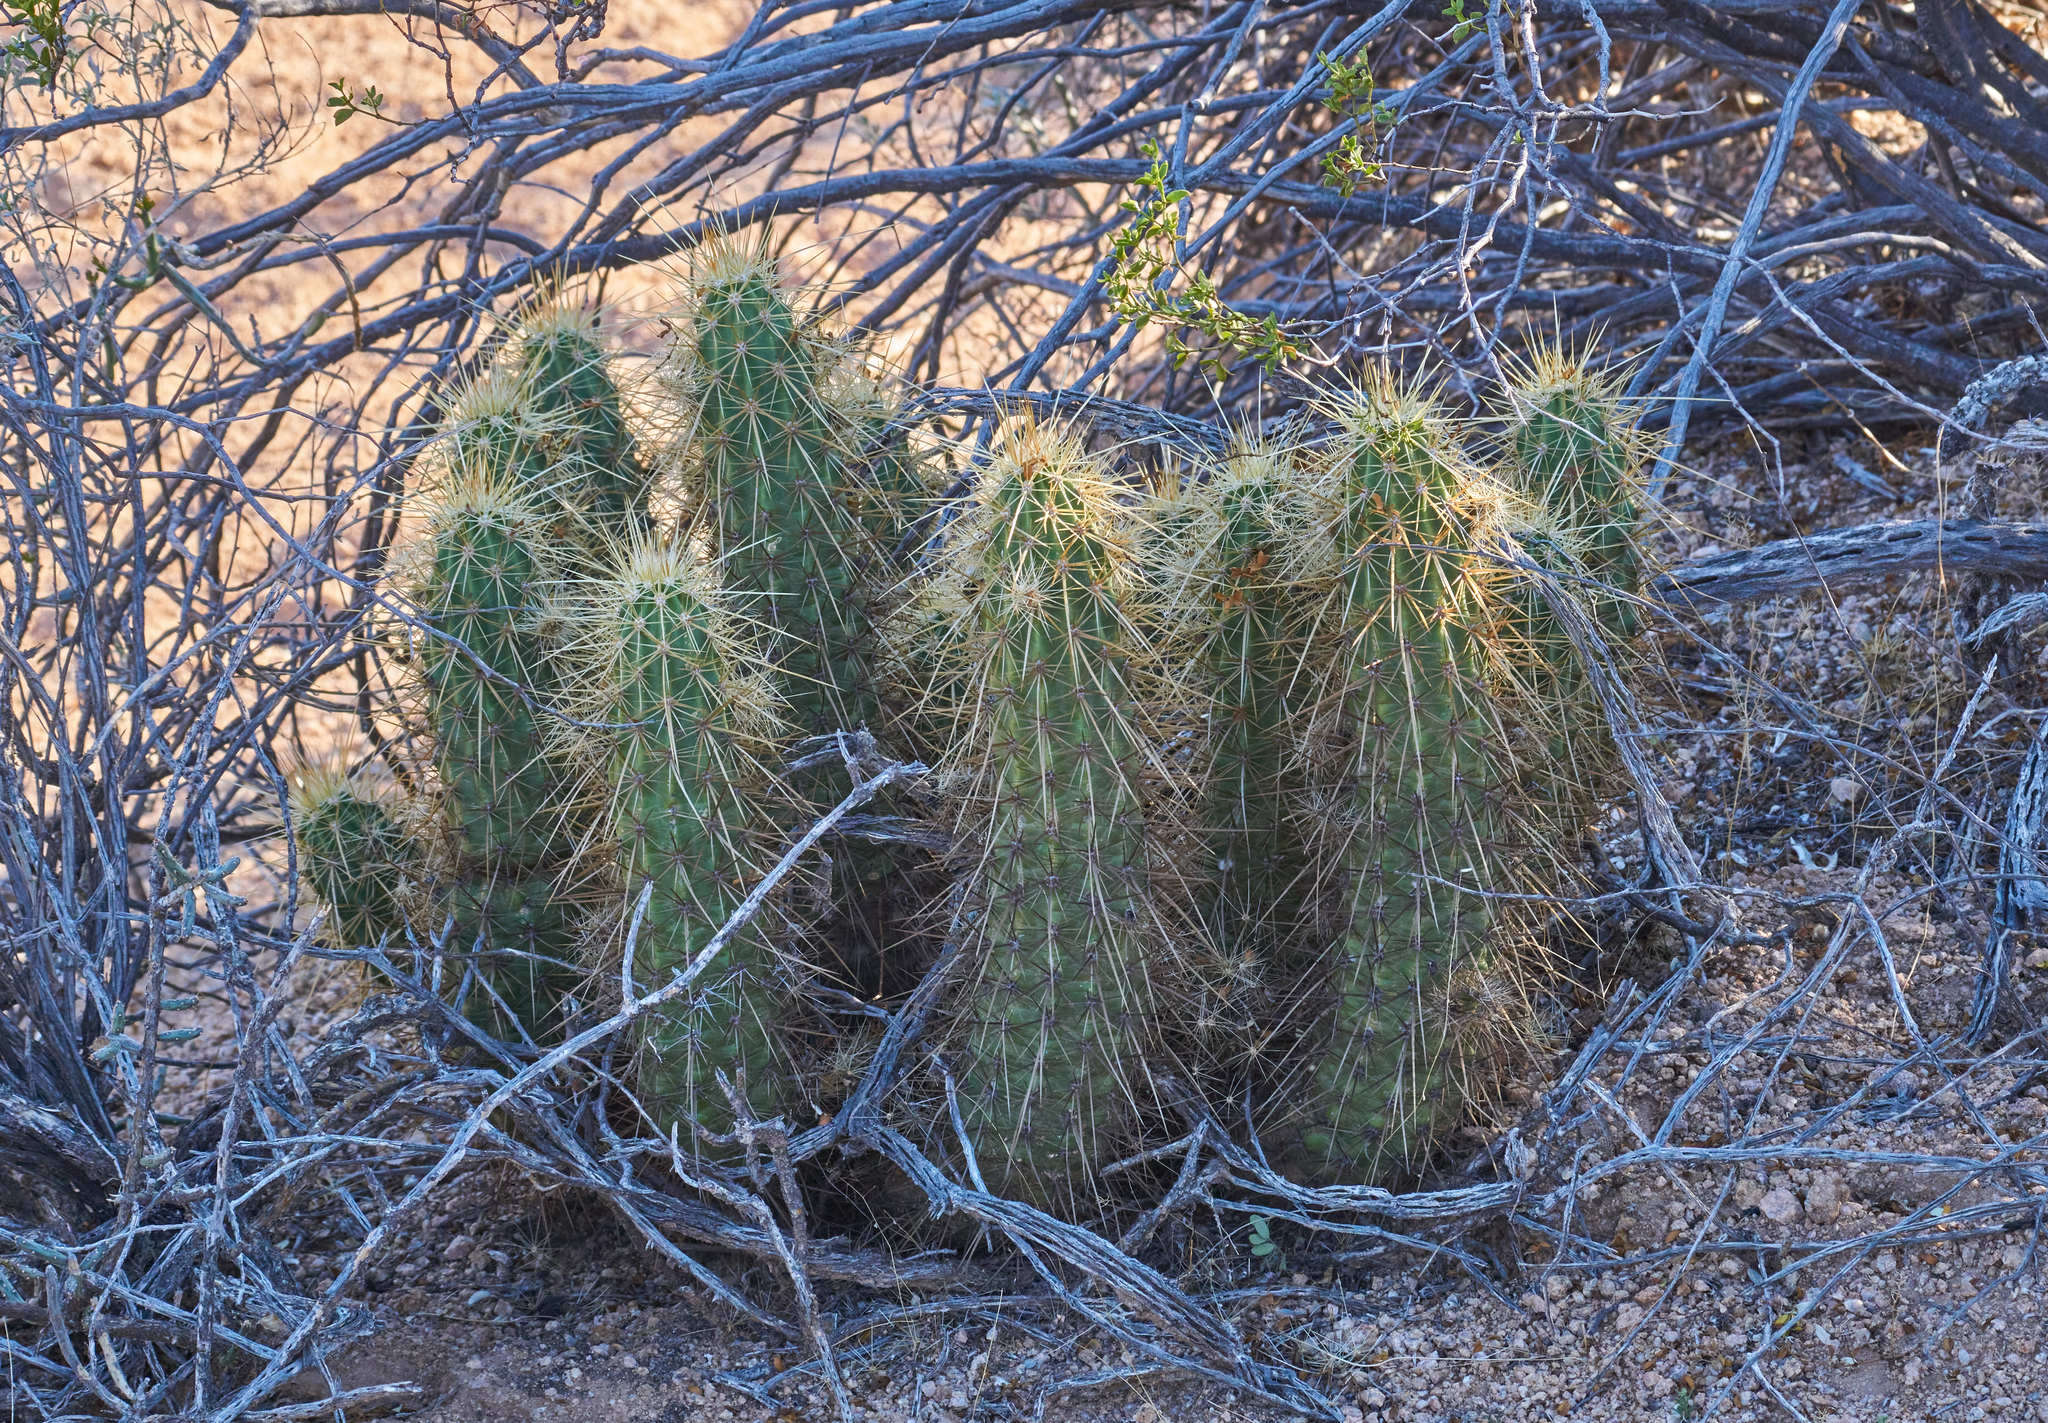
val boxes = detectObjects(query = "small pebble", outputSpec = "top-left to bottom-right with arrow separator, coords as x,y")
1759,1187 -> 1801,1224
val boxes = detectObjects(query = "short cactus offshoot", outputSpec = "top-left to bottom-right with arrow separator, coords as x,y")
1499,349 -> 1653,831
288,764 -> 414,955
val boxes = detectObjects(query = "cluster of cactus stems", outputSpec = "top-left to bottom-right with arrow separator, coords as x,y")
293,243 -> 1647,1207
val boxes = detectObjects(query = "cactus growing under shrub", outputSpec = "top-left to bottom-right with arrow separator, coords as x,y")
1506,347 -> 1646,626
440,305 -> 652,539
295,263 -> 1647,1206
294,301 -> 652,1043
884,420 -> 1167,1210
410,474 -> 568,869
1151,443 -> 1316,1056
289,764 -> 415,954
1499,349 -> 1652,827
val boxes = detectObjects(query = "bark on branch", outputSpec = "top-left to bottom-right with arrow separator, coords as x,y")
1650,518 -> 2048,607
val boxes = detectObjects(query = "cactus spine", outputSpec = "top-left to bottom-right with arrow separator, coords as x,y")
569,542 -> 791,1139
888,421 -> 1163,1209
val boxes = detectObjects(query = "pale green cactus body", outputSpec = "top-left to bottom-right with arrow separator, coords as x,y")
1282,386 -> 1515,1182
287,277 -> 1651,1206
1503,351 -> 1650,821
414,486 -> 566,869
889,422 -> 1162,1211
295,302 -> 651,1046
581,543 -> 790,1138
1508,353 -> 1644,622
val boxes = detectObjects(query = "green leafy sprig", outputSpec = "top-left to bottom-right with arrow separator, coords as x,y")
1317,51 -> 1399,197
1103,139 -> 1299,379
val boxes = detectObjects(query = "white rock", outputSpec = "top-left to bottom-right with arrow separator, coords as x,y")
1759,1187 -> 1802,1224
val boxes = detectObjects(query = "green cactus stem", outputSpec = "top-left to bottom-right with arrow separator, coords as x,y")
1506,347 -> 1646,627
443,303 -> 652,539
669,240 -> 893,739
575,540 -> 792,1142
1165,444 -> 1316,979
411,473 -> 566,870
1282,381 -> 1517,1183
289,764 -> 415,952
887,419 -> 1163,1211
1501,348 -> 1650,819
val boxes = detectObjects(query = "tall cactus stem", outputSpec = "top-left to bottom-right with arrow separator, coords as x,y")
1283,380 -> 1515,1182
409,472 -> 566,869
667,239 -> 894,739
886,420 -> 1163,1211
570,540 -> 792,1141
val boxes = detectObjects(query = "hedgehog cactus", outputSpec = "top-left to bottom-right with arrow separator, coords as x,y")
411,474 -> 568,868
289,265 -> 1652,1206
289,765 -> 415,954
1506,348 -> 1646,622
567,541 -> 793,1140
886,420 -> 1165,1210
293,301 -> 652,1042
1275,382 -> 1525,1181
665,240 -> 893,738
